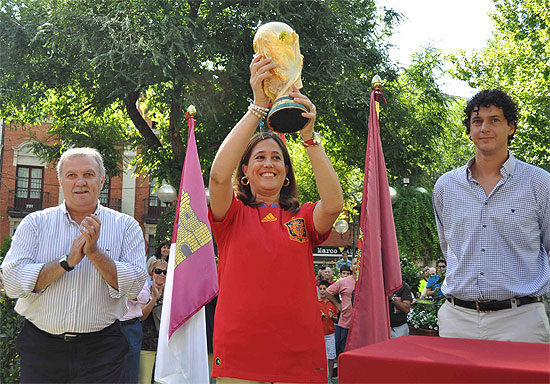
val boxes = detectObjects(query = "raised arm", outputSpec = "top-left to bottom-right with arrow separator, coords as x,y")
209,55 -> 276,221
290,86 -> 343,235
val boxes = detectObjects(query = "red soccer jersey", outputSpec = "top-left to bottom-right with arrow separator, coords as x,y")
209,197 -> 329,383
318,299 -> 339,335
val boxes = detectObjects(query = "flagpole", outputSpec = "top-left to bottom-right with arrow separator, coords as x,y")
372,74 -> 382,119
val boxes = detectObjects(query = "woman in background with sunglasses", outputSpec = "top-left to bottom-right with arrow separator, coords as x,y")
138,257 -> 167,383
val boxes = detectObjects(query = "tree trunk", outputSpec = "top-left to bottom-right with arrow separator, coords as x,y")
125,91 -> 162,148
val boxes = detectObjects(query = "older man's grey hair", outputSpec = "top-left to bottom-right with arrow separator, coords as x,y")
57,148 -> 106,179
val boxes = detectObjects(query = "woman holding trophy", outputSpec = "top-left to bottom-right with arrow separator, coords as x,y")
208,22 -> 343,383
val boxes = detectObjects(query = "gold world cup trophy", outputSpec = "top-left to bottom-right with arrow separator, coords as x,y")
253,22 -> 308,133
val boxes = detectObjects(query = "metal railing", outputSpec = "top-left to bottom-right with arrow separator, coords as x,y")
142,196 -> 167,223
7,189 -> 50,217
100,197 -> 122,212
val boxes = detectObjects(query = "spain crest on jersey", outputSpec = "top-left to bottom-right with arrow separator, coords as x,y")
284,217 -> 308,243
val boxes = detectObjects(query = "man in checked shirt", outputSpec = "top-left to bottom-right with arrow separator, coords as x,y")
432,89 -> 549,343
1,147 -> 148,382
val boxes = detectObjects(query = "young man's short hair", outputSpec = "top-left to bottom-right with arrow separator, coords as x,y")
340,265 -> 352,274
318,280 -> 330,288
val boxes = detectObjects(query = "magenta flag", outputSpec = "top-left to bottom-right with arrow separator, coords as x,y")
168,115 -> 219,337
347,89 -> 402,349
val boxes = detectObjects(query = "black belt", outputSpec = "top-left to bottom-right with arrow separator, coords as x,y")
26,319 -> 119,342
121,317 -> 140,326
447,296 -> 542,312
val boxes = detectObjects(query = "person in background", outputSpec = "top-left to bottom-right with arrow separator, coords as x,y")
389,281 -> 413,338
417,266 -> 430,297
436,259 -> 446,274
419,267 -> 436,299
1,147 -> 147,383
208,53 -> 343,383
318,280 -> 339,383
316,266 -> 326,285
139,257 -> 166,384
326,264 -> 355,356
425,267 -> 443,298
322,265 -> 335,284
335,250 -> 352,272
120,280 -> 150,383
433,89 -> 549,342
154,240 -> 171,262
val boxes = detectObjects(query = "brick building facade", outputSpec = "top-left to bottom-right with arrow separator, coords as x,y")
0,120 -> 167,256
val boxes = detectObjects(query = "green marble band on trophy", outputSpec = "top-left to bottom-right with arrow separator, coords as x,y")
253,22 -> 308,133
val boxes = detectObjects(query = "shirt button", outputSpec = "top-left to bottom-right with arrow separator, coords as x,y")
482,225 -> 487,228
481,249 -> 485,252
480,272 -> 484,276
484,202 -> 488,205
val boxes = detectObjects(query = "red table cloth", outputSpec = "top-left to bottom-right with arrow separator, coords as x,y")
339,335 -> 549,383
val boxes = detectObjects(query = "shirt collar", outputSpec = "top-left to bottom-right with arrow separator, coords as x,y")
61,200 -> 102,223
465,151 -> 516,181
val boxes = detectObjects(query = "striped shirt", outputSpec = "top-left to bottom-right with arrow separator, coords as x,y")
1,202 -> 148,334
433,152 -> 550,301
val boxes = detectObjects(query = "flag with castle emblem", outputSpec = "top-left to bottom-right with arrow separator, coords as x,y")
155,109 -> 219,383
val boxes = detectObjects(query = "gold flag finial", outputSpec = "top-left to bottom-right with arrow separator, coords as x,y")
187,105 -> 197,116
371,75 -> 382,90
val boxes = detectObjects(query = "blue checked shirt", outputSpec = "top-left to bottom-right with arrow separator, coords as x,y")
433,152 -> 550,301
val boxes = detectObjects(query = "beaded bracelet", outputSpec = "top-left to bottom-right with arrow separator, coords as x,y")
247,105 -> 267,120
247,98 -> 270,113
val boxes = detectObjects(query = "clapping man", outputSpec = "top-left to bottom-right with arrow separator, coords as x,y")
1,148 -> 148,382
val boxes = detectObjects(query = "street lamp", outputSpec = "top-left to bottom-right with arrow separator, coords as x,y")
157,184 -> 177,206
389,186 -> 398,205
334,219 -> 349,236
204,187 -> 210,204
334,218 -> 358,258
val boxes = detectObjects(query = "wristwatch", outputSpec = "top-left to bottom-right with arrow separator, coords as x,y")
59,255 -> 74,272
301,131 -> 322,147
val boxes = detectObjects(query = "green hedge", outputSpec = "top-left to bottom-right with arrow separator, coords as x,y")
1,236 -> 22,383
0,294 -> 22,383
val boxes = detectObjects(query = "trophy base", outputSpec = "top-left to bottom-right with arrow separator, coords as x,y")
266,97 -> 309,133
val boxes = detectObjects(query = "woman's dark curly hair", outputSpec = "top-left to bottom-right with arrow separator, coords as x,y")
463,89 -> 518,145
233,131 -> 299,212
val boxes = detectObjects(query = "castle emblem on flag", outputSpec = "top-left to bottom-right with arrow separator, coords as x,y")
284,218 -> 307,243
175,191 -> 212,267
261,213 -> 278,223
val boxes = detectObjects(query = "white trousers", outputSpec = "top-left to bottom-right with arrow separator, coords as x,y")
390,323 -> 409,338
438,300 -> 550,343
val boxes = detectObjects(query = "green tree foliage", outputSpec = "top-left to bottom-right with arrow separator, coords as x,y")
400,255 -> 422,294
155,204 -> 176,244
381,47 -> 473,185
0,0 -> 400,188
450,0 -> 550,170
0,236 -> 11,258
425,100 -> 474,180
392,186 -> 441,263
